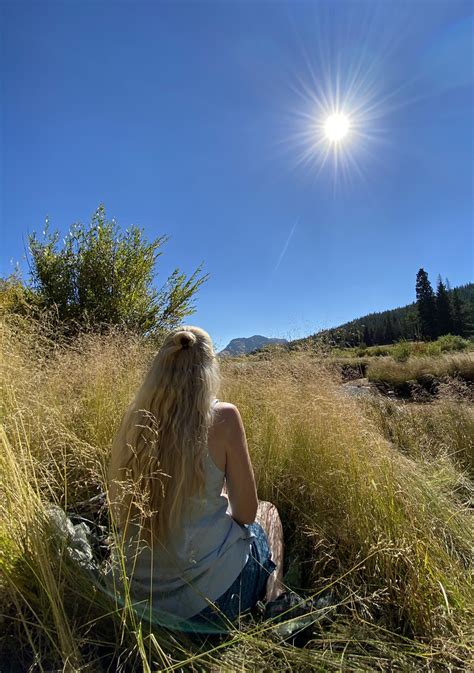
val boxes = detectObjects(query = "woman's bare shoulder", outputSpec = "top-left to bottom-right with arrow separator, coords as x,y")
214,401 -> 237,412
210,402 -> 240,436
208,402 -> 238,471
213,401 -> 240,422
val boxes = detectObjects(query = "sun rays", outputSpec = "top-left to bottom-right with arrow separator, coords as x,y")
284,65 -> 386,190
275,1 -> 423,191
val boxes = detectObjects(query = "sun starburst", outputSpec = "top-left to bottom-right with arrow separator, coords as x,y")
276,3 -> 409,191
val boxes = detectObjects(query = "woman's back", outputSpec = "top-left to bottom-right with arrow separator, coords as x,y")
115,399 -> 253,620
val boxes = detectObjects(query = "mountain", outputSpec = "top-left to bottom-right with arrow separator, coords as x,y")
218,335 -> 288,357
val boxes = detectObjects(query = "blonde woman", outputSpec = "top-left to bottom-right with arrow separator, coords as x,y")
107,326 -> 284,628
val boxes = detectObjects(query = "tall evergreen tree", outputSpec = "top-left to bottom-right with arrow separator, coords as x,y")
373,321 -> 385,345
363,323 -> 372,346
451,288 -> 465,336
384,315 -> 395,343
416,268 -> 437,339
393,317 -> 403,342
436,275 -> 453,336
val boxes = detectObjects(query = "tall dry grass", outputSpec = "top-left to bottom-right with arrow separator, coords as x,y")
1,315 -> 473,670
367,353 -> 474,390
364,396 -> 474,479
222,354 -> 472,631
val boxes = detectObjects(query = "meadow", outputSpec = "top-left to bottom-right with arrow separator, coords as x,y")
0,314 -> 473,671
319,337 -> 474,401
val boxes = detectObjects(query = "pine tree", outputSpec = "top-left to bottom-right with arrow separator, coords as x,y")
393,317 -> 403,341
436,275 -> 453,336
451,288 -> 465,336
402,308 -> 419,340
384,315 -> 395,343
416,268 -> 437,339
363,323 -> 372,346
373,321 -> 385,345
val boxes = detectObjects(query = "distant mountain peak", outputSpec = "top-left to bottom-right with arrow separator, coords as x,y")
218,335 -> 288,356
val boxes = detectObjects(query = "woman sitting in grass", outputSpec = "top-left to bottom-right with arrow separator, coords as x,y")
107,326 -> 284,628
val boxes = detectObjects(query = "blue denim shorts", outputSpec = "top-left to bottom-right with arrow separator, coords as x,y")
189,522 -> 277,628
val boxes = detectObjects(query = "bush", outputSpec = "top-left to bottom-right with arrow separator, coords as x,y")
367,345 -> 391,357
391,340 -> 411,362
27,205 -> 209,337
437,334 -> 471,353
0,273 -> 39,316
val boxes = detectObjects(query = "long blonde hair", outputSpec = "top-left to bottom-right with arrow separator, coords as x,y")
108,325 -> 221,544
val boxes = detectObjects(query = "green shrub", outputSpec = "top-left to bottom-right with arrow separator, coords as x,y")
0,273 -> 39,316
368,345 -> 391,357
28,205 -> 208,337
391,340 -> 412,362
437,334 -> 471,352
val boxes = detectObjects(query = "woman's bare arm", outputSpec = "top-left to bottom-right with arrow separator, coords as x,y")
221,404 -> 258,525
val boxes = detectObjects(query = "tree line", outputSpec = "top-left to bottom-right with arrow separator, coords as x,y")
415,269 -> 468,340
309,269 -> 473,348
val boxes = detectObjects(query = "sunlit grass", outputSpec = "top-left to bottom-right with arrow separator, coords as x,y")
327,335 -> 471,359
1,314 -> 473,670
366,353 -> 474,396
364,395 -> 474,478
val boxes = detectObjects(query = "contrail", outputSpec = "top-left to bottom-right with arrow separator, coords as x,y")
274,219 -> 298,273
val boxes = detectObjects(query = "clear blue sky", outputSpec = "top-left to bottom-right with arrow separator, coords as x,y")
1,0 -> 472,351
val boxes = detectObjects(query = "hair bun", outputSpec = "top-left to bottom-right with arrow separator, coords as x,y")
174,330 -> 196,350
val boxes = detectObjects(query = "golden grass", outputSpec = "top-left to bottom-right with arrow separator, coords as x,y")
1,315 -> 473,670
364,396 -> 474,478
367,353 -> 474,389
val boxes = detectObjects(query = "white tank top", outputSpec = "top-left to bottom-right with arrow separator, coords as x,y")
112,399 -> 253,621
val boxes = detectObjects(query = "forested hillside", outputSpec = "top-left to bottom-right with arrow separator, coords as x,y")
293,278 -> 473,349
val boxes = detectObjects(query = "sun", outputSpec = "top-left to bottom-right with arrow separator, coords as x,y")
324,113 -> 350,142
284,38 -> 385,188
